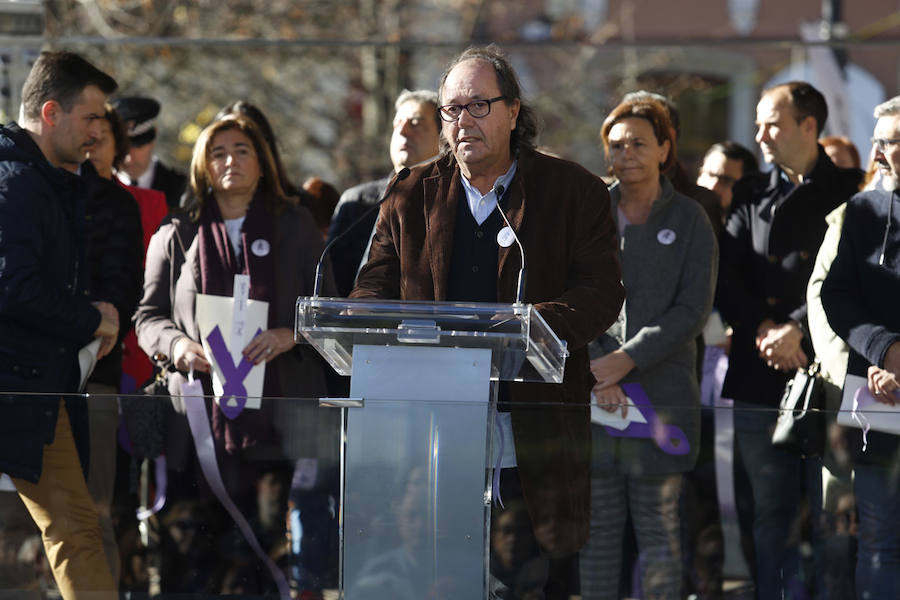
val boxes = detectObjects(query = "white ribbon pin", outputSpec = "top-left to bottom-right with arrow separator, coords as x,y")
497,226 -> 515,248
251,239 -> 270,257
657,229 -> 676,245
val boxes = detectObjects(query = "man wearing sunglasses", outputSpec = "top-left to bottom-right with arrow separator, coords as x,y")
351,44 -> 624,598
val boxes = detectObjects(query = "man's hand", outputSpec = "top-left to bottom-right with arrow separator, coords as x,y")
867,365 -> 900,405
590,350 -> 636,391
593,383 -> 630,417
173,336 -> 211,373
755,318 -> 776,349
868,342 -> 900,404
92,301 -> 119,360
757,321 -> 807,372
715,332 -> 733,355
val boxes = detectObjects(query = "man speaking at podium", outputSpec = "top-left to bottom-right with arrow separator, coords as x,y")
351,44 -> 624,597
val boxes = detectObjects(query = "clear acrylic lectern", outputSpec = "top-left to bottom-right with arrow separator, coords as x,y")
295,297 -> 568,599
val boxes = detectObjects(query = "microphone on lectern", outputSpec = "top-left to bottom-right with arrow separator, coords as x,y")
312,167 -> 411,297
492,184 -> 527,305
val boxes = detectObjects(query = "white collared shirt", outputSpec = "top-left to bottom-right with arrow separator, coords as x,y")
460,161 -> 518,225
116,155 -> 158,188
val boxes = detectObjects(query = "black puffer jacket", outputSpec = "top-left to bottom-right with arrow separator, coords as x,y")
81,160 -> 144,388
0,122 -> 101,482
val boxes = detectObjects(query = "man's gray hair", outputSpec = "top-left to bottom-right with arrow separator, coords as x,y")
395,89 -> 440,130
874,96 -> 900,119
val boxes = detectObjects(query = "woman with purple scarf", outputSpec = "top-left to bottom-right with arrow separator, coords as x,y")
135,115 -> 338,594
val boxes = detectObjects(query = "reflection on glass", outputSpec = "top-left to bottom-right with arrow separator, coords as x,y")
0,393 -> 880,598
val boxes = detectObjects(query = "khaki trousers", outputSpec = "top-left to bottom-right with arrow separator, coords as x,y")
9,399 -> 116,600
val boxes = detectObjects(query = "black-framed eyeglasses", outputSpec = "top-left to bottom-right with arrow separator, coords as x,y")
439,96 -> 506,122
872,137 -> 900,152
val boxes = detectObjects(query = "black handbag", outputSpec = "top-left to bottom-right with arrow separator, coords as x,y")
120,364 -> 172,460
771,359 -> 826,456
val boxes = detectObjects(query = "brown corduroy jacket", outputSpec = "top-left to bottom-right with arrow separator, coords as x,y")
351,147 -> 624,555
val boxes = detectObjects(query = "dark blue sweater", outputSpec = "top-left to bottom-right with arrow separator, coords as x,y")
445,186 -> 505,303
822,188 -> 900,464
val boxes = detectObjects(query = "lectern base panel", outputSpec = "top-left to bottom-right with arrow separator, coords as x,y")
342,345 -> 493,600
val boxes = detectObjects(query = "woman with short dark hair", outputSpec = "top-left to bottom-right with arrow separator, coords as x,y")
579,97 -> 718,600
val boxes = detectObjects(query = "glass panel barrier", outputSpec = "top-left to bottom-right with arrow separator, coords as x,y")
0,390 -> 882,599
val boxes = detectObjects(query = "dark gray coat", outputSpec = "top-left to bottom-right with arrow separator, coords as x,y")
591,177 -> 718,474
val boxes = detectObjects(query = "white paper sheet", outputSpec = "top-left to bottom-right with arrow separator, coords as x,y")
196,293 -> 268,411
590,392 -> 648,429
838,373 -> 900,435
78,338 -> 102,392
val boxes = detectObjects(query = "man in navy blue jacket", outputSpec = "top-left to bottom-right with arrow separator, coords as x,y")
0,51 -> 120,599
327,89 -> 441,296
717,81 -> 862,598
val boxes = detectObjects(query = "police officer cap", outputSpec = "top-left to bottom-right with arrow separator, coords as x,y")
111,96 -> 159,147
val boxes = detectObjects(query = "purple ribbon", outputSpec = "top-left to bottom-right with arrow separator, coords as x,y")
849,384 -> 900,452
700,345 -> 725,407
603,383 -> 691,455
206,325 -> 262,419
852,387 -> 876,452
181,372 -> 290,599
136,456 -> 168,520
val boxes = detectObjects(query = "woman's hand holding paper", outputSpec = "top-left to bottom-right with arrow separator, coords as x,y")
243,327 -> 295,364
